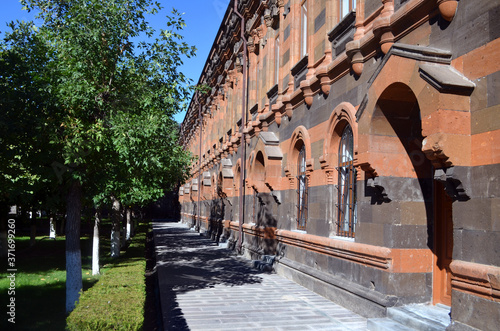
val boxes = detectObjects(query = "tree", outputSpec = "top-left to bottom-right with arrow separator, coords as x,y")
0,20 -> 61,254
6,0 -> 195,312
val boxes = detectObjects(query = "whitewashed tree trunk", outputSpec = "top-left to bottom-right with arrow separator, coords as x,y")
49,216 -> 56,239
110,196 -> 121,258
120,208 -> 126,248
66,181 -> 83,313
92,208 -> 101,275
126,208 -> 131,241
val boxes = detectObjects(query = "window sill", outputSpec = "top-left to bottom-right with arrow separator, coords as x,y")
329,235 -> 355,242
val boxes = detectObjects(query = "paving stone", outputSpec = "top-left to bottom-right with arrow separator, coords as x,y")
154,221 -> 368,330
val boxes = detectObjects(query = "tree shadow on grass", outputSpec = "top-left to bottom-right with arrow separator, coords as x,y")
0,277 -> 98,331
153,223 -> 266,330
0,236 -> 102,330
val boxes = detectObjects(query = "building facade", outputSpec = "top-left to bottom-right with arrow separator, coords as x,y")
178,1 -> 500,329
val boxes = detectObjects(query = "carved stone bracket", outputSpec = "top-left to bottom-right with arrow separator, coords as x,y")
437,0 -> 458,22
372,0 -> 395,54
319,154 -> 335,185
422,141 -> 452,168
346,39 -> 363,76
434,167 -> 470,201
264,0 -> 280,28
284,166 -> 295,189
357,161 -> 378,178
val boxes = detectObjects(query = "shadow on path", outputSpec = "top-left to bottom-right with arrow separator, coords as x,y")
153,222 -> 264,330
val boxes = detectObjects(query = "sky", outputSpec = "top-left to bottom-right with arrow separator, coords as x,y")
0,0 -> 231,123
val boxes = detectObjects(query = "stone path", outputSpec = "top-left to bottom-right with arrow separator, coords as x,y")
153,221 -> 368,331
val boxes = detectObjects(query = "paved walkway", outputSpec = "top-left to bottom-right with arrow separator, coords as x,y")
153,221 -> 368,331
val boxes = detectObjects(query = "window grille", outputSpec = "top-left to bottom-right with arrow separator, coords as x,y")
297,144 -> 308,230
337,125 -> 357,238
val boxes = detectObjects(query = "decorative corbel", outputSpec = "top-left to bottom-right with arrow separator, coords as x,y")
247,35 -> 255,54
372,0 -> 395,54
300,80 -> 314,107
437,0 -> 458,22
284,166 -> 295,189
319,155 -> 335,185
346,39 -> 364,76
316,66 -> 331,95
422,136 -> 452,168
357,161 -> 378,178
271,101 -> 283,125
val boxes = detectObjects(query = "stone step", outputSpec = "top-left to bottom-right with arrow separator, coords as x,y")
368,317 -> 416,331
389,304 -> 450,331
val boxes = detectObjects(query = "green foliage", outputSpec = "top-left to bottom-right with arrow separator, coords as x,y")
0,20 -> 61,205
1,0 -> 195,207
66,224 -> 148,331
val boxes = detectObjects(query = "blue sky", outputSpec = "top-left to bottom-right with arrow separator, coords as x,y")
0,0 -> 230,123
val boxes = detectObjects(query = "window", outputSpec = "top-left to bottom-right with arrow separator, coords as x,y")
340,0 -> 356,20
337,124 -> 357,238
274,36 -> 280,85
297,144 -> 308,230
300,0 -> 308,57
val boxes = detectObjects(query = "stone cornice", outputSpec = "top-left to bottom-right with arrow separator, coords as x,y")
181,0 -> 460,156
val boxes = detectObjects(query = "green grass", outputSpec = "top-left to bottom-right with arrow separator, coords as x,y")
66,224 -> 148,331
0,222 -> 145,330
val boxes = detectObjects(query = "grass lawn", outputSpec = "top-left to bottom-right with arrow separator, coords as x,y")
0,227 -> 121,330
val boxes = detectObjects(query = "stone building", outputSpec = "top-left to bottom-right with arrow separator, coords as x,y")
178,1 -> 500,329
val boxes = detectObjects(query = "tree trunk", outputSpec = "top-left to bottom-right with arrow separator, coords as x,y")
49,215 -> 56,239
110,196 -> 121,258
120,207 -> 127,249
92,207 -> 101,275
126,207 -> 131,241
66,180 -> 83,313
30,209 -> 37,247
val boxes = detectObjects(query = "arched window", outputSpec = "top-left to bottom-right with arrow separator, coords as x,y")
297,143 -> 308,230
337,124 -> 357,237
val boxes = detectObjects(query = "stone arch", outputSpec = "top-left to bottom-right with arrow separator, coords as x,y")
360,74 -> 461,306
218,158 -> 234,197
357,44 -> 474,173
285,125 -> 313,189
248,150 -> 267,193
321,102 -> 358,184
234,158 -> 242,196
